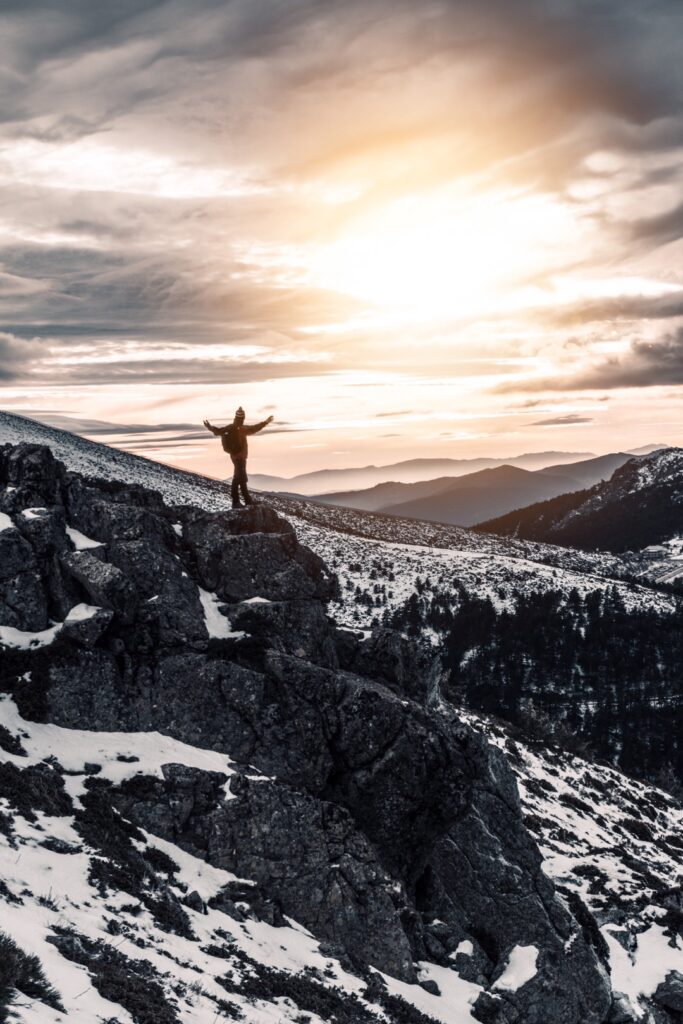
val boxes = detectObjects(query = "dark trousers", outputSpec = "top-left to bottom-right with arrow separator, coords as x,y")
230,457 -> 251,505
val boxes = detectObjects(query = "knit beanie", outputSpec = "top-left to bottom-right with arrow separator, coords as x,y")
235,407 -> 245,420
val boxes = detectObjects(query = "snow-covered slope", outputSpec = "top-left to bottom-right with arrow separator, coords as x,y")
474,712 -> 683,1022
0,411 -> 234,510
0,697 -> 470,1024
3,698 -> 681,1023
265,499 -> 675,634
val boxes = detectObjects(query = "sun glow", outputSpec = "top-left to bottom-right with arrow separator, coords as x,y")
310,189 -> 577,321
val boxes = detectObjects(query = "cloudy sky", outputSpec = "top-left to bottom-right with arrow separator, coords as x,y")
1,0 -> 682,478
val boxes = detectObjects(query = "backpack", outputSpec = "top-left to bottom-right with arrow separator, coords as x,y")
221,425 -> 242,456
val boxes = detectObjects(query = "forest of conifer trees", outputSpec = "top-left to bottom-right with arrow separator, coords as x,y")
389,586 -> 683,784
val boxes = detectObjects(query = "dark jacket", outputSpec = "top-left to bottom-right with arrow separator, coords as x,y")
208,420 -> 268,459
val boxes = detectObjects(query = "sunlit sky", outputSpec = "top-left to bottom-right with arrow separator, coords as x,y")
1,0 -> 683,479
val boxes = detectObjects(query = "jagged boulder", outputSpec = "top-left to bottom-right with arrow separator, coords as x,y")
654,971 -> 683,1013
0,522 -> 48,631
336,626 -> 441,704
229,598 -> 339,667
61,606 -> 113,648
113,764 -> 416,980
61,550 -> 139,623
179,507 -> 336,603
0,444 -> 62,509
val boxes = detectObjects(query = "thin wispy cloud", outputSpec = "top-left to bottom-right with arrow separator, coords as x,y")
532,414 -> 594,427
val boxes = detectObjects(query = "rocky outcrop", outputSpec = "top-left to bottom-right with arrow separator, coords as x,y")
0,443 -> 612,1023
654,972 -> 683,1014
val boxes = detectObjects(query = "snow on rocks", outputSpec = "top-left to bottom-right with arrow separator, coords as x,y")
0,621 -> 63,650
197,585 -> 246,639
65,525 -> 102,550
385,961 -> 482,1023
64,603 -> 101,624
0,604 -> 101,650
473,711 -> 683,1021
605,923 -> 683,1016
0,695 -> 237,794
20,507 -> 48,520
492,945 -> 539,992
0,696 -> 486,1024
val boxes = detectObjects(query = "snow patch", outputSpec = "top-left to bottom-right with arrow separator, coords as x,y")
604,923 -> 683,1014
0,510 -> 14,531
0,604 -> 100,650
383,961 -> 482,1023
493,945 -> 539,992
0,621 -> 62,650
66,525 -> 102,549
0,696 -> 236,792
198,586 -> 245,639
20,506 -> 47,519
65,602 -> 101,623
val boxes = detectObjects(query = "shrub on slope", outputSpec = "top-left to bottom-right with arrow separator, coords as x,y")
0,931 -> 63,1021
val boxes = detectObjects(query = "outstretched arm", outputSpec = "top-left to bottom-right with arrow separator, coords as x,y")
244,415 -> 274,436
203,419 -> 227,436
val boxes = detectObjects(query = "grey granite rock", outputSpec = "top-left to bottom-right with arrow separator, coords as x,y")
654,971 -> 683,1013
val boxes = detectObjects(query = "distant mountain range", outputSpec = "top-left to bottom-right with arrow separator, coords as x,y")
311,452 -> 637,526
249,450 -> 597,494
251,445 -> 666,498
476,447 -> 683,553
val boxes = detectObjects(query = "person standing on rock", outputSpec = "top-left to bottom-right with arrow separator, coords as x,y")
203,407 -> 274,509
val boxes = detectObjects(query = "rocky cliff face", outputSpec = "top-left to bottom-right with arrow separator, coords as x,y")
0,443 -> 615,1023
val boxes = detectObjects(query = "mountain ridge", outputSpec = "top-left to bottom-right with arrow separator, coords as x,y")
249,450 -> 598,494
476,446 -> 683,553
313,452 -> 634,525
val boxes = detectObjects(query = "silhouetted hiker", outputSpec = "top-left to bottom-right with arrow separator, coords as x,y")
204,407 -> 274,508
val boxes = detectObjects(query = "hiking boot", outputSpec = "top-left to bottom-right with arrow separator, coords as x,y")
231,500 -> 244,509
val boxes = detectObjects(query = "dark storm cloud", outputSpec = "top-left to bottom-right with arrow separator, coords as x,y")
627,200 -> 683,249
4,1 -> 681,155
503,329 -> 683,393
532,291 -> 683,328
566,332 -> 683,390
